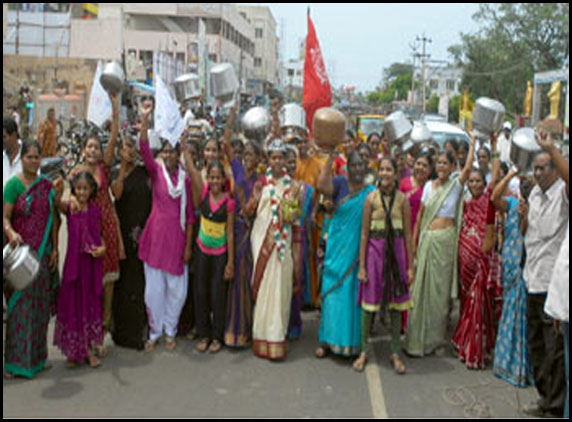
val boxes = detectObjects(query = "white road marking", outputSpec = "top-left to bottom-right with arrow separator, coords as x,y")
366,350 -> 389,418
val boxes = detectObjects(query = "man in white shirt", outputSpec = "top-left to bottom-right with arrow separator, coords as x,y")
523,130 -> 569,418
3,117 -> 23,192
497,121 -> 512,163
545,221 -> 570,418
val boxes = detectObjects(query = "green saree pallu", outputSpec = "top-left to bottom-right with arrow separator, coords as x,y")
405,178 -> 463,357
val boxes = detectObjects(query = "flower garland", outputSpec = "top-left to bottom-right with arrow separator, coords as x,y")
266,166 -> 291,261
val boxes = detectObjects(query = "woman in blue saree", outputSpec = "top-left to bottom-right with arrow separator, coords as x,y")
491,169 -> 534,387
316,151 -> 375,358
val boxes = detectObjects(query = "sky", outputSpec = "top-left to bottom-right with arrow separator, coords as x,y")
240,3 -> 481,92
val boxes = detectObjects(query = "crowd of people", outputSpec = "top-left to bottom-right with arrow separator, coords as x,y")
3,91 -> 569,418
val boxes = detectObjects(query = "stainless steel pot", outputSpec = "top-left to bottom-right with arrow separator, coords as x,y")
40,156 -> 66,181
174,73 -> 201,103
384,111 -> 412,144
279,103 -> 307,134
210,63 -> 239,108
3,243 -> 40,291
241,107 -> 272,144
100,61 -> 125,96
313,107 -> 346,151
410,121 -> 432,144
472,97 -> 505,139
510,127 -> 542,172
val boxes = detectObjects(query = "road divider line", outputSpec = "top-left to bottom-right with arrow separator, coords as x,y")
366,349 -> 388,418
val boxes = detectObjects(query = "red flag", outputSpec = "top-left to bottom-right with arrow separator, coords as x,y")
303,10 -> 332,135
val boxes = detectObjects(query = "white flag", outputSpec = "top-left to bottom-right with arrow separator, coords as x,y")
155,75 -> 185,147
87,61 -> 112,127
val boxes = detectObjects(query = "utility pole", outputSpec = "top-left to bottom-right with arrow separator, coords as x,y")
416,34 -> 432,114
409,39 -> 420,106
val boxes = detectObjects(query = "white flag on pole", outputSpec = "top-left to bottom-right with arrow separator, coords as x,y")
154,75 -> 184,147
87,61 -> 112,128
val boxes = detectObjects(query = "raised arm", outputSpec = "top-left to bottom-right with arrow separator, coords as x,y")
489,132 -> 501,189
181,132 -> 205,209
138,101 -> 158,175
491,167 -> 518,212
103,93 -> 120,168
459,131 -> 477,185
317,152 -> 336,197
222,105 -> 238,164
537,129 -> 569,196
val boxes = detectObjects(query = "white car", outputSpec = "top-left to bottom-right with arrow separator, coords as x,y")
424,121 -> 470,148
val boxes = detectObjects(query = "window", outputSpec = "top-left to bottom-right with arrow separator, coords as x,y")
430,80 -> 439,90
140,50 -> 153,67
255,58 -> 262,67
446,79 -> 456,91
255,28 -> 263,39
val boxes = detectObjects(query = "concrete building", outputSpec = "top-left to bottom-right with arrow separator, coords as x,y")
3,3 -> 8,40
280,58 -> 304,102
424,66 -> 462,98
70,3 -> 256,86
4,4 -> 263,89
236,5 -> 279,95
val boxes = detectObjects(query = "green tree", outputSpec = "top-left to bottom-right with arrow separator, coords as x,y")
368,66 -> 413,106
426,95 -> 440,114
449,3 -> 569,116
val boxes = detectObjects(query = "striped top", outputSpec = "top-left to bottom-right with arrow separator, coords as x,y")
197,183 -> 235,256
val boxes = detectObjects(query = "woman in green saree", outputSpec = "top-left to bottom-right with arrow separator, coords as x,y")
405,136 -> 474,357
3,140 -> 59,379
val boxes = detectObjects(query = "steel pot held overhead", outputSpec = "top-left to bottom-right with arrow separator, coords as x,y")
210,63 -> 239,108
100,61 -> 125,96
279,103 -> 307,134
241,107 -> 272,145
312,107 -> 346,151
174,73 -> 201,103
384,111 -> 413,144
472,97 -> 505,140
510,127 -> 542,172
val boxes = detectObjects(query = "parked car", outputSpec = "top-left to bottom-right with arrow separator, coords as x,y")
425,121 -> 470,148
420,113 -> 447,123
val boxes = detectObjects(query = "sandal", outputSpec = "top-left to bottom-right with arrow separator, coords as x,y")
87,352 -> 102,369
353,353 -> 368,373
144,339 -> 158,353
196,338 -> 210,353
165,337 -> 177,352
314,346 -> 328,359
95,345 -> 108,358
391,354 -> 407,375
208,340 -> 223,354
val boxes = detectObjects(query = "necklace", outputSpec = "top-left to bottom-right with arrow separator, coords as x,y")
266,167 -> 291,261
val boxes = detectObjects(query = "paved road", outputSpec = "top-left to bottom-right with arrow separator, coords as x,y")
4,311 -> 538,418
